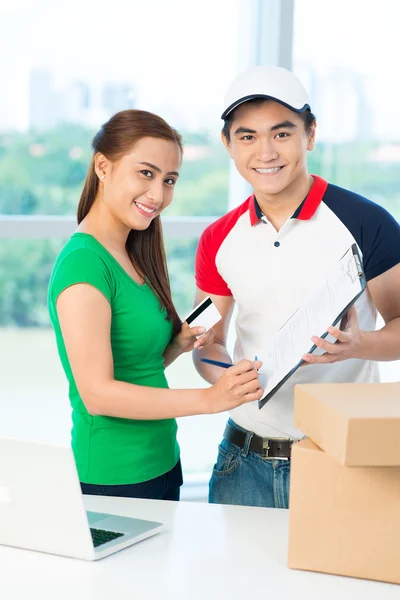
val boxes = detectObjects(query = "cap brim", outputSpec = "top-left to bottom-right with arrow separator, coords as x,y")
221,94 -> 311,120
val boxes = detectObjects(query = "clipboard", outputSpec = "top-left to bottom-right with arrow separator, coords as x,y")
258,244 -> 367,409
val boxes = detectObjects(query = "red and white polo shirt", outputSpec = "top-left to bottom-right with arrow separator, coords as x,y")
195,175 -> 400,439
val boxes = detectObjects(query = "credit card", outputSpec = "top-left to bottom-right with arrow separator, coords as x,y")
185,297 -> 222,337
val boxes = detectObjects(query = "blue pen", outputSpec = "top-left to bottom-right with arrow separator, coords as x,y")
200,358 -> 233,369
200,357 -> 260,369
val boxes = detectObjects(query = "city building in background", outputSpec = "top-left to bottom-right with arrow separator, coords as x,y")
29,68 -> 136,130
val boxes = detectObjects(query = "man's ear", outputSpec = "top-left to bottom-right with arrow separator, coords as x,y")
307,121 -> 316,152
221,131 -> 233,158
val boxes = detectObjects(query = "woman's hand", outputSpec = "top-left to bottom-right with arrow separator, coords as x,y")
163,322 -> 216,368
203,359 -> 264,413
172,321 -> 216,354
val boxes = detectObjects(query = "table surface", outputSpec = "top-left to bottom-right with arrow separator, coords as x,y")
0,496 -> 398,600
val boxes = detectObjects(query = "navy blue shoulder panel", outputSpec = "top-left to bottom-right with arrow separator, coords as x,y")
323,184 -> 400,281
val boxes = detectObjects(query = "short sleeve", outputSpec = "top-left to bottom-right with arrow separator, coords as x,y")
323,185 -> 400,282
195,227 -> 232,296
361,206 -> 400,281
50,248 -> 114,304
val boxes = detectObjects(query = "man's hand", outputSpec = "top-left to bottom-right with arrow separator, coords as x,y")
302,306 -> 363,365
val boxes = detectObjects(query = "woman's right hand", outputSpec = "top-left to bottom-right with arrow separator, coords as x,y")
203,359 -> 264,414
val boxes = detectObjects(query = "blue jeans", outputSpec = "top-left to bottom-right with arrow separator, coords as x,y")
209,420 -> 291,508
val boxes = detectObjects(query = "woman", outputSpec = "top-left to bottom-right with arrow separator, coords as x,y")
48,109 -> 262,501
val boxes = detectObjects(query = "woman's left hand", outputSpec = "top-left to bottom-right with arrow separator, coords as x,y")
172,321 -> 216,354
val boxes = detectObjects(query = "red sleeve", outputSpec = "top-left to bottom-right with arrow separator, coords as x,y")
195,226 -> 232,296
195,199 -> 251,296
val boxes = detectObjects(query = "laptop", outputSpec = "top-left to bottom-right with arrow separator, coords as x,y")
0,437 -> 163,560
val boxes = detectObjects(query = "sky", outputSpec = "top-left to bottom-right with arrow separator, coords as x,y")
0,0 -> 399,140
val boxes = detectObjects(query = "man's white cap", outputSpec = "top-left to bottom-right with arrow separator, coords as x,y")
221,65 -> 311,120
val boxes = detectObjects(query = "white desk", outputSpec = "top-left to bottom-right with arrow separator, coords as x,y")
0,497 -> 397,600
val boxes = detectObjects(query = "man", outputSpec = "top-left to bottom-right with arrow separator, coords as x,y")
193,65 -> 400,508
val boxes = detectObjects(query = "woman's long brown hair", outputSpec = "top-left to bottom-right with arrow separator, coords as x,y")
77,109 -> 183,336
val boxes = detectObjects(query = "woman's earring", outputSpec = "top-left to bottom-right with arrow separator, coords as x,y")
101,175 -> 105,180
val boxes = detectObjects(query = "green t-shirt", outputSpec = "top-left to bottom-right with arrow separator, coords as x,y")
48,233 -> 179,485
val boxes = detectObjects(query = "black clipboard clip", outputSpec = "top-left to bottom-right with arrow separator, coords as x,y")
350,243 -> 366,288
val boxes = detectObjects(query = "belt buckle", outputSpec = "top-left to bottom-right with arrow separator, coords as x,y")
261,438 -> 271,458
262,438 -> 289,460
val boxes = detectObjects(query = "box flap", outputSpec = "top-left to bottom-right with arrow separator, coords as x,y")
294,382 -> 400,466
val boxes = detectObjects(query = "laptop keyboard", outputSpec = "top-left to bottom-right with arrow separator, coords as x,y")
90,527 -> 124,548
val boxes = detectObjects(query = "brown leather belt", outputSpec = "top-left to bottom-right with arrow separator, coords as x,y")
224,422 -> 294,459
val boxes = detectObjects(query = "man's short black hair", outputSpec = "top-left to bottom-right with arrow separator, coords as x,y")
222,98 -> 316,143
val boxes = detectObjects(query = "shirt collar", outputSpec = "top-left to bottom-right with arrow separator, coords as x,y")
249,175 -> 329,227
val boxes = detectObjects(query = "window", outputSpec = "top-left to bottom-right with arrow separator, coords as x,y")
293,0 -> 400,221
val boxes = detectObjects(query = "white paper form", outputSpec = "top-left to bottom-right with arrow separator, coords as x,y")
258,246 -> 366,406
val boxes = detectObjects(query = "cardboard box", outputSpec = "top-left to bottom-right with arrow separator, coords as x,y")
288,438 -> 400,584
294,382 -> 400,466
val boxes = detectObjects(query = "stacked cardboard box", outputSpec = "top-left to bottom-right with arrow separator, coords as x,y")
288,382 -> 400,585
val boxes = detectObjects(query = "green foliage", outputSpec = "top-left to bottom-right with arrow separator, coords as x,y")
0,124 -> 399,326
0,238 -> 65,326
